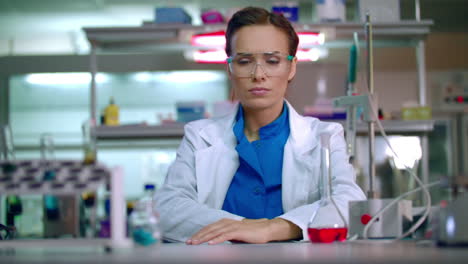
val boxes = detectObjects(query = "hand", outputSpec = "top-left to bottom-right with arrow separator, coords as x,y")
186,218 -> 272,245
186,218 -> 302,245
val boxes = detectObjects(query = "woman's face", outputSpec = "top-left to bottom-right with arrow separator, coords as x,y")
228,24 -> 297,112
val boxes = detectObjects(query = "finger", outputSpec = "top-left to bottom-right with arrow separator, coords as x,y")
191,219 -> 236,244
192,224 -> 238,245
208,233 -> 234,245
191,221 -> 227,242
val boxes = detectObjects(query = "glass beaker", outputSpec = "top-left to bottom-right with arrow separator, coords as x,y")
40,133 -> 55,162
307,133 -> 348,243
1,124 -> 16,160
82,119 -> 97,165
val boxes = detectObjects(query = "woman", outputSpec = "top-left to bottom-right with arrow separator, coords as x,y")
155,6 -> 366,244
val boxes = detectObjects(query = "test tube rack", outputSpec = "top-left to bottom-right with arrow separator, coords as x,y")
0,160 -> 108,195
0,159 -> 130,249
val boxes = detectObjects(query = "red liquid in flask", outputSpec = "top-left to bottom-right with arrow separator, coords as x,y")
308,227 -> 348,243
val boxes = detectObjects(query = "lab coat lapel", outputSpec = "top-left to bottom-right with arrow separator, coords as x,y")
196,105 -> 240,209
282,101 -> 320,211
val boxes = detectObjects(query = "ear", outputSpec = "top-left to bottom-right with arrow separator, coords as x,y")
287,57 -> 297,81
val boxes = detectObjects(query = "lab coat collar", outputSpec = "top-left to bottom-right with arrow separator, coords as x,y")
284,100 -> 319,156
198,100 -> 319,155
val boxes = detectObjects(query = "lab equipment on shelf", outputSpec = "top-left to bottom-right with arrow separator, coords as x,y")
315,0 -> 345,22
103,97 -> 120,126
332,13 -> 432,240
176,101 -> 206,123
82,119 -> 97,165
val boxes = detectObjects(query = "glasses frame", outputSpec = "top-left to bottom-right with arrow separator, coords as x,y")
227,52 -> 295,78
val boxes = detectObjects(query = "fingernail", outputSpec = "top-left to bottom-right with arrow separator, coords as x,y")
186,239 -> 192,244
192,239 -> 199,244
208,240 -> 214,245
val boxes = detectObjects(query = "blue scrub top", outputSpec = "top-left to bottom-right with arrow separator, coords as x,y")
222,103 -> 290,219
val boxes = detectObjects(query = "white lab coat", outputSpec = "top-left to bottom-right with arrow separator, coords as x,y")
155,101 -> 366,242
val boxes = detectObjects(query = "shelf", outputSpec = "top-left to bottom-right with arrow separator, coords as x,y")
92,120 -> 434,140
338,119 -> 435,134
83,20 -> 433,52
93,123 -> 186,139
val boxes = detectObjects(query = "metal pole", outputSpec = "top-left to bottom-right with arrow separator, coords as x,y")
90,42 -> 97,123
416,41 -> 427,106
366,13 -> 376,199
415,0 -> 421,21
415,0 -> 429,202
417,40 -> 428,192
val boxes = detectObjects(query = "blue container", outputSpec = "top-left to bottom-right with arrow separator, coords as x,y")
272,3 -> 299,22
176,102 -> 205,123
155,7 -> 192,24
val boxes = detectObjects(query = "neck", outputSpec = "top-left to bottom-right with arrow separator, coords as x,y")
242,101 -> 284,142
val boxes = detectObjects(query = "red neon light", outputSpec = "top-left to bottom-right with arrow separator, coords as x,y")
298,32 -> 323,45
193,49 -> 227,64
191,31 -> 323,48
191,31 -> 226,47
457,96 -> 464,103
296,48 -> 321,62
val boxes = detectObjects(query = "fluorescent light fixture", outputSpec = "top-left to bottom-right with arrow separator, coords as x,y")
25,73 -> 109,85
191,31 -> 226,47
155,71 -> 225,83
192,49 -> 227,64
298,32 -> 325,46
134,72 -> 153,82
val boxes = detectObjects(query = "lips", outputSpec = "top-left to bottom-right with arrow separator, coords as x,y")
248,87 -> 270,96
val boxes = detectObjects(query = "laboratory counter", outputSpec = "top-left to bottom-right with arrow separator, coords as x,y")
0,239 -> 467,264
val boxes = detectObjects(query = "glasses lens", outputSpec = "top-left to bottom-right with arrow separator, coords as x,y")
230,53 -> 291,77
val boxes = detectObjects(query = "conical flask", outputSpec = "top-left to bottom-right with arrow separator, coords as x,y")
307,133 -> 348,243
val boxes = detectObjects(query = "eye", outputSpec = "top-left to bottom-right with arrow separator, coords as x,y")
235,57 -> 253,65
266,57 -> 281,65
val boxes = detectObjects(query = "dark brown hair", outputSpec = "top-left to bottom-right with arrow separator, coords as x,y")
225,7 -> 299,57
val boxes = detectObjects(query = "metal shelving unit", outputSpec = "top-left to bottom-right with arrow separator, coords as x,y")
94,123 -> 185,139
92,120 -> 434,140
83,20 -> 433,123
83,18 -> 434,186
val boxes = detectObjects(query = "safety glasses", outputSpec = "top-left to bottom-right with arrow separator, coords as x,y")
227,52 -> 294,78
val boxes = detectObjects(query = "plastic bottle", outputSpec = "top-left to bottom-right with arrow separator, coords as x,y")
82,119 -> 97,165
104,97 -> 119,126
129,184 -> 162,246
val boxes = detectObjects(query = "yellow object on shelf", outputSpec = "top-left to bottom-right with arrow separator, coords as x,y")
104,97 -> 120,126
401,106 -> 432,120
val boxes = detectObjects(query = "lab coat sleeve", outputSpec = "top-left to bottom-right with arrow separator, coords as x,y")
154,123 -> 243,242
278,123 -> 366,240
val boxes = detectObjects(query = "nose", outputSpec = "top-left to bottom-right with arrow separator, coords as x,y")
251,63 -> 267,80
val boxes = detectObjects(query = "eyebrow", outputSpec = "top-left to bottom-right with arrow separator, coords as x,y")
235,51 -> 282,56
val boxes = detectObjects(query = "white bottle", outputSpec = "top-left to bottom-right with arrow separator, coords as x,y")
129,184 -> 162,246
316,0 -> 346,22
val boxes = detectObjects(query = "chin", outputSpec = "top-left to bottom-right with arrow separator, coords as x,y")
241,97 -> 280,111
